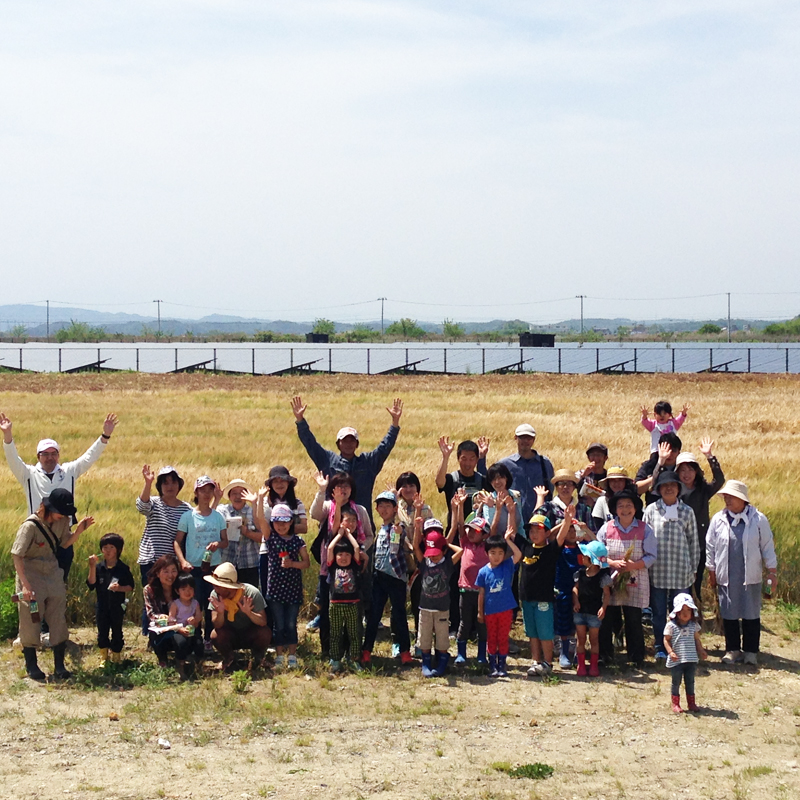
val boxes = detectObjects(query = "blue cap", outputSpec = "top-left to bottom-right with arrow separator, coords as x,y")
578,540 -> 608,566
375,491 -> 398,505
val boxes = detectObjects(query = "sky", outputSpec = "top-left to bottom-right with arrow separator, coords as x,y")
1,1 -> 799,325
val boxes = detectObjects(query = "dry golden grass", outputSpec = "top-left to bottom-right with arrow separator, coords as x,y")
0,372 -> 799,620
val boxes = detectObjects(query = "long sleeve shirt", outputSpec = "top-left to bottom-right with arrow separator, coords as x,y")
3,437 -> 108,514
644,499 -> 699,590
296,418 -> 399,525
498,451 -> 555,523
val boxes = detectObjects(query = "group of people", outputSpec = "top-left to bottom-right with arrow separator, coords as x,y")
3,397 -> 779,712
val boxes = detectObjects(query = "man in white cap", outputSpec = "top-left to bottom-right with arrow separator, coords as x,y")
499,423 -> 554,523
0,411 -> 119,581
291,395 -> 403,527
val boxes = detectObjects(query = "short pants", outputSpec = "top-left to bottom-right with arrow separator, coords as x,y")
573,612 -> 602,629
521,600 -> 554,641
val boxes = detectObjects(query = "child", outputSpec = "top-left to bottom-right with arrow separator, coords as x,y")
412,517 -> 463,678
255,496 -> 310,669
362,492 -> 412,666
478,463 -> 524,537
518,509 -> 573,677
641,401 -> 688,453
476,529 -> 522,677
87,533 -> 134,666
326,508 -> 364,672
215,479 -> 261,588
454,496 -> 490,668
572,540 -> 612,677
168,573 -> 203,680
664,593 -> 707,713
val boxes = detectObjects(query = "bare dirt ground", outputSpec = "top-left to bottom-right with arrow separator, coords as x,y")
1,606 -> 799,800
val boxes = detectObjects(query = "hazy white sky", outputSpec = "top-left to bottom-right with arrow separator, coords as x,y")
2,1 -> 799,324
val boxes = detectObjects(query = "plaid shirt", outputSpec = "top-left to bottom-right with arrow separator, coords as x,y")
645,499 -> 699,589
218,503 -> 261,571
373,522 -> 408,581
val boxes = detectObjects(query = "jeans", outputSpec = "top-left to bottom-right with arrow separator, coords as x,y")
723,618 -> 760,653
650,586 -> 691,653
363,571 -> 410,653
670,662 -> 696,695
268,600 -> 299,647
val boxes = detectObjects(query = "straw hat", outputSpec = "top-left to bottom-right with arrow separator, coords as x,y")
222,479 -> 252,497
718,480 -> 749,504
551,469 -> 578,487
598,466 -> 630,490
203,562 -> 243,590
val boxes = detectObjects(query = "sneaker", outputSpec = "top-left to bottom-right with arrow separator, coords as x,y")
287,655 -> 299,669
559,652 -> 573,669
553,638 -> 562,657
722,650 -> 744,664
306,614 -> 321,631
329,659 -> 342,673
274,654 -> 286,669
654,649 -> 668,662
743,651 -> 758,666
391,643 -> 401,658
507,641 -> 521,655
527,661 -> 540,677
537,661 -> 553,676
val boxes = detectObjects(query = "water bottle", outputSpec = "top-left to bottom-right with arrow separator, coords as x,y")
29,600 -> 41,624
201,549 -> 213,575
764,578 -> 774,599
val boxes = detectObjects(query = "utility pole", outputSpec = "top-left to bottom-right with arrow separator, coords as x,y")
727,292 -> 731,343
153,300 -> 163,335
46,300 -> 50,342
378,297 -> 387,335
576,295 -> 586,336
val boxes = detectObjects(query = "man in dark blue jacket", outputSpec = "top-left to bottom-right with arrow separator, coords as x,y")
291,395 -> 403,528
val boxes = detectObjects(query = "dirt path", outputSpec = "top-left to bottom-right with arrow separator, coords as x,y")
1,608 -> 799,800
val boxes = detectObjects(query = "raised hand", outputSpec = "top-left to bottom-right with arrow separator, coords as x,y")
438,436 -> 454,458
681,403 -> 690,416
413,494 -> 425,512
209,595 -> 224,613
102,413 -> 119,437
313,470 -> 329,490
243,490 -> 259,504
238,595 -> 254,615
564,504 -> 576,524
477,436 -> 490,459
534,485 -> 548,497
213,482 -> 224,503
0,413 -> 11,435
699,436 -> 714,457
657,441 -> 672,465
76,516 -> 95,535
291,395 -> 307,422
387,398 -> 404,426
142,464 -> 155,483
640,405 -> 649,419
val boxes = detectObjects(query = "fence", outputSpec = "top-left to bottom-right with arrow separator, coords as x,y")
1,344 -> 800,375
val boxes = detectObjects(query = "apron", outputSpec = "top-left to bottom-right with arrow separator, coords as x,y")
605,519 -> 649,609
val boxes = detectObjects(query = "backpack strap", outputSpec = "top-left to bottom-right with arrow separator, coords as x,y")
29,517 -> 60,557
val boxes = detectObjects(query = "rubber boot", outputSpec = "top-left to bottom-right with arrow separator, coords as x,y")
110,650 -> 122,664
671,695 -> 683,714
454,640 -> 467,666
576,652 -> 587,676
433,651 -> 449,678
23,647 -> 45,682
477,640 -> 488,665
421,653 -> 435,678
686,695 -> 698,712
53,642 -> 71,680
496,654 -> 508,677
589,653 -> 600,677
488,653 -> 499,678
98,648 -> 109,667
361,650 -> 371,666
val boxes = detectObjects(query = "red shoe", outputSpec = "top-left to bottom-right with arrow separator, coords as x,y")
589,653 -> 600,677
671,695 -> 683,714
361,650 -> 371,665
686,695 -> 698,712
399,651 -> 413,666
576,653 -> 587,676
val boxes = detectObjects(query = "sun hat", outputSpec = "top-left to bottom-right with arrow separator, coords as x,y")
585,442 -> 608,457
598,466 -> 631,490
36,438 -> 59,454
336,427 -> 359,442
608,487 -> 644,518
375,491 -> 398,506
156,466 -> 185,492
514,424 -> 536,438
652,470 -> 681,495
718,480 -> 749,504
270,503 -> 294,522
551,469 -> 578,488
267,465 -> 297,485
194,475 -> 216,491
669,592 -> 698,619
675,452 -> 699,467
222,479 -> 252,497
578,539 -> 608,566
423,531 -> 448,558
527,513 -> 552,530
43,488 -> 78,524
423,518 -> 444,533
203,562 -> 243,590
466,516 -> 489,534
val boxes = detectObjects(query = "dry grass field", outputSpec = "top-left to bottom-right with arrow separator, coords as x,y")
0,373 -> 800,800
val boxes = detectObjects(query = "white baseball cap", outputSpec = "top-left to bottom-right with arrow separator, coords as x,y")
514,424 -> 536,438
336,427 -> 359,442
37,438 -> 60,454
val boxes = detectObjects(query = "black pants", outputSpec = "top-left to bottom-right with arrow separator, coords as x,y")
97,602 -> 126,652
448,568 -> 461,633
150,630 -> 200,662
318,574 -> 332,655
723,618 -> 760,653
600,606 -> 644,664
456,589 -> 486,642
694,532 -> 707,600
237,567 -> 259,588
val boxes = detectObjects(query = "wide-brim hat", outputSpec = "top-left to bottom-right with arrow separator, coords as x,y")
598,466 -> 631,490
718,479 -> 749,504
222,479 -> 252,497
669,592 -> 698,619
608,487 -> 643,518
551,469 -> 578,488
578,540 -> 608,566
267,465 -> 297,485
204,562 -> 244,590
156,466 -> 185,491
653,470 -> 681,495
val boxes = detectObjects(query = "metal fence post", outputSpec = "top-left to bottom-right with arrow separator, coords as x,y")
558,348 -> 562,374
136,348 -> 139,371
175,348 -> 178,371
482,349 -> 485,374
97,348 -> 101,371
367,348 -> 370,375
59,348 -> 62,372
290,348 -> 294,369
213,348 -> 217,372
252,348 -> 255,375
19,348 -> 23,371
709,348 -> 713,371
329,348 -> 332,374
443,348 -> 447,374
787,348 -> 790,374
747,348 -> 751,373
596,349 -> 600,372
634,348 -> 637,373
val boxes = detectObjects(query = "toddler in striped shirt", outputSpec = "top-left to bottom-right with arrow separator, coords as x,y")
663,593 -> 707,713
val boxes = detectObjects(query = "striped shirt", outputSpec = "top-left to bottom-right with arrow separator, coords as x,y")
136,497 -> 191,565
644,499 -> 699,589
664,619 -> 700,666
